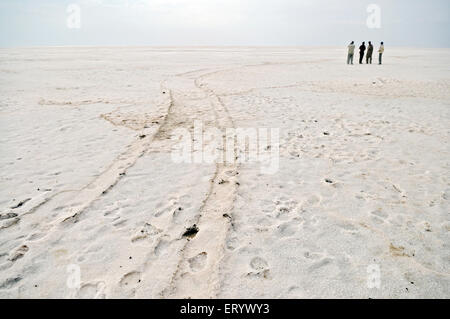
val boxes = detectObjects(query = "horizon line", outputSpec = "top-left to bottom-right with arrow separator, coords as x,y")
1,44 -> 450,50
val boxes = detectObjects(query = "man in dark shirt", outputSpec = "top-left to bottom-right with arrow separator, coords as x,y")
359,42 -> 366,64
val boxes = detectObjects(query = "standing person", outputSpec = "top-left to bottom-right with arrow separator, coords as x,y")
366,41 -> 373,64
347,41 -> 355,65
378,42 -> 385,65
359,42 -> 366,64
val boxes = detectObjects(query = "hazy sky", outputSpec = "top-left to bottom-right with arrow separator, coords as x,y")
0,0 -> 449,47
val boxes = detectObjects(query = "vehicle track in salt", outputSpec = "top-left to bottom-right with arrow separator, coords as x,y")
160,70 -> 240,298
2,60 -> 318,296
0,81 -> 174,271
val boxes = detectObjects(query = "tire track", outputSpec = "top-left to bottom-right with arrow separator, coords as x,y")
161,72 -> 240,299
57,81 -> 174,225
1,81 -> 174,266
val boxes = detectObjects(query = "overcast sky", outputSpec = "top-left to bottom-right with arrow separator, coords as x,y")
0,0 -> 449,47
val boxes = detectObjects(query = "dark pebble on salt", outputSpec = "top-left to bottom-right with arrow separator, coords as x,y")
182,224 -> 199,239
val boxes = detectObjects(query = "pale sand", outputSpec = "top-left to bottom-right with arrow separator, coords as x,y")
0,47 -> 449,298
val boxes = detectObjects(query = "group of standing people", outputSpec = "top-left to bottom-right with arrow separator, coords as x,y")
347,41 -> 384,65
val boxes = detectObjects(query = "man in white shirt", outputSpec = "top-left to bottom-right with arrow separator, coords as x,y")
347,41 -> 355,65
378,42 -> 385,65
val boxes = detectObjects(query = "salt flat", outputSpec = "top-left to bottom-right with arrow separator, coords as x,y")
0,47 -> 449,298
